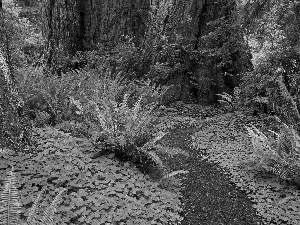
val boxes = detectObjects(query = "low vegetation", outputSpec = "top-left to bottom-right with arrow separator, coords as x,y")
1,0 -> 300,224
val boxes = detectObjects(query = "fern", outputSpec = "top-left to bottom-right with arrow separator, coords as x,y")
162,170 -> 189,180
242,121 -> 300,182
0,167 -> 66,225
0,49 -> 11,84
240,125 -> 282,173
216,92 -> 233,107
0,167 -> 22,225
71,88 -> 189,182
35,188 -> 66,225
262,163 -> 289,180
216,88 -> 243,111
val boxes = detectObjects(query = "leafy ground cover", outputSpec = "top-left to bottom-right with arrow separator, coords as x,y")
0,127 -> 184,225
160,126 -> 264,225
1,102 -> 300,224
160,103 -> 300,225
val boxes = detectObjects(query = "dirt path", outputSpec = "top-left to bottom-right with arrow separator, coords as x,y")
159,120 -> 266,225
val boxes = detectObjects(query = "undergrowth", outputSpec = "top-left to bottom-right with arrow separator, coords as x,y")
0,127 -> 185,225
70,88 -> 189,181
190,112 -> 300,225
241,117 -> 300,187
0,167 -> 65,225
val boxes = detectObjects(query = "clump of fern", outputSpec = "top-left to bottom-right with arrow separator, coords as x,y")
0,167 -> 65,225
71,90 -> 189,181
240,118 -> 300,185
216,87 -> 243,112
71,91 -> 158,151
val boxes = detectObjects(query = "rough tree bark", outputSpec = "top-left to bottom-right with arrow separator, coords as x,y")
42,0 -> 150,70
42,0 -> 81,71
85,0 -> 150,47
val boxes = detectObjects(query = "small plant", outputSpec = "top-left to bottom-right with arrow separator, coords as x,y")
71,90 -> 157,146
240,119 -> 300,185
216,88 -> 246,128
216,87 -> 242,112
0,167 -> 66,225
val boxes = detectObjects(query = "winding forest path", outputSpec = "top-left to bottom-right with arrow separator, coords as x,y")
159,116 -> 266,225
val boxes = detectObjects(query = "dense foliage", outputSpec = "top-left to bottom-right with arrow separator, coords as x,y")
1,0 -> 300,224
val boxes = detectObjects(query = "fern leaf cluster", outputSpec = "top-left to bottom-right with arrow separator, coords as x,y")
216,88 -> 243,112
71,91 -> 156,146
70,90 -> 190,182
0,167 -> 22,225
243,118 -> 300,185
0,167 -> 65,225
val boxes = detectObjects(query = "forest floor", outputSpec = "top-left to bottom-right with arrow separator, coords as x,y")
2,103 -> 299,224
157,103 -> 300,225
160,124 -> 265,225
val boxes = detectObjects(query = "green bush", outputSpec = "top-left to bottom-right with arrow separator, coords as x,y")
241,120 -> 300,187
16,66 -> 130,125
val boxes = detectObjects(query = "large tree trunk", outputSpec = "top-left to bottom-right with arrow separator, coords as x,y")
41,0 -> 252,106
85,0 -> 150,47
42,0 -> 81,71
42,0 -> 150,70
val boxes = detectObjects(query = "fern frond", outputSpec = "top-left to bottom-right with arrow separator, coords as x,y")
154,144 -> 189,158
0,49 -> 11,84
245,125 -> 276,157
142,131 -> 168,151
291,128 -> 300,156
0,167 -> 22,225
145,150 -> 168,176
132,94 -> 144,122
27,189 -> 45,225
39,188 -> 66,225
262,163 -> 289,180
244,125 -> 280,170
162,170 -> 189,179
216,92 -> 233,105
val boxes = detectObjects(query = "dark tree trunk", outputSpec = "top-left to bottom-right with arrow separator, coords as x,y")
42,0 -> 82,72
42,0 -> 150,66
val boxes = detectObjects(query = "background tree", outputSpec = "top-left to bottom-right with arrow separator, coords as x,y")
185,0 -> 252,104
41,0 -> 151,74
0,0 -> 33,151
237,0 -> 300,126
40,0 -> 252,106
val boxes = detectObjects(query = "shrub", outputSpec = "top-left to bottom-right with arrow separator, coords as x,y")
16,65 -> 131,125
241,119 -> 300,186
216,87 -> 243,112
71,89 -> 189,181
71,91 -> 158,150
